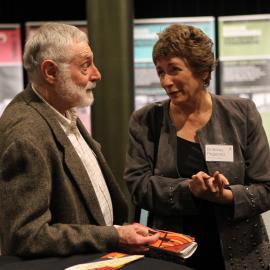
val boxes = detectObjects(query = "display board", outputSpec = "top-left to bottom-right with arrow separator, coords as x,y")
0,24 -> 23,116
134,17 -> 216,110
25,21 -> 91,133
219,14 -> 270,236
218,14 -> 270,142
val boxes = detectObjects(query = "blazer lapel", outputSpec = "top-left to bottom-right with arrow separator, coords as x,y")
77,119 -> 129,223
22,85 -> 106,226
63,142 -> 106,225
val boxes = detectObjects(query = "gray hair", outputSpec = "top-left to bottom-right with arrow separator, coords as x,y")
23,22 -> 88,81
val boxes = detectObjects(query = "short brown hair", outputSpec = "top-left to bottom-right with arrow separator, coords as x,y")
152,24 -> 215,87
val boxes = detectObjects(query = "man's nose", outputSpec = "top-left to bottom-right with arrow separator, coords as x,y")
89,64 -> 101,82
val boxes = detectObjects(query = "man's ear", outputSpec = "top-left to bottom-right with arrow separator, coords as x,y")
40,60 -> 58,84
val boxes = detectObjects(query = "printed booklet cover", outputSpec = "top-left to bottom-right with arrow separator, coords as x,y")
65,253 -> 144,270
148,229 -> 198,260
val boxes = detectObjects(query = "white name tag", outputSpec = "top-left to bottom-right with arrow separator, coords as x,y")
205,145 -> 234,162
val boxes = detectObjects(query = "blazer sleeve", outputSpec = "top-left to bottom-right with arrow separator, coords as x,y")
0,138 -> 119,257
229,99 -> 270,220
124,109 -> 199,217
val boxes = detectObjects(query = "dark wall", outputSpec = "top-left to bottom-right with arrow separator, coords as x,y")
1,0 -> 270,24
2,0 -> 270,90
0,1 -> 87,23
134,0 -> 270,18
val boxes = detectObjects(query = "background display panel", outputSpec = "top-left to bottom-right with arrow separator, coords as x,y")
0,24 -> 23,116
134,17 -> 215,109
218,14 -> 270,142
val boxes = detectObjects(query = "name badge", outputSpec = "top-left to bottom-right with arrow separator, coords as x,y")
205,145 -> 234,162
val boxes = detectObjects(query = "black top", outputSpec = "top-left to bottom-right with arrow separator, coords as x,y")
177,137 -> 225,270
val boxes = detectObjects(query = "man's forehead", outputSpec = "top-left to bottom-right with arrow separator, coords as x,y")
71,41 -> 93,58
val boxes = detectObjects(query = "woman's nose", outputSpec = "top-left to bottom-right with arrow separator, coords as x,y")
161,73 -> 173,87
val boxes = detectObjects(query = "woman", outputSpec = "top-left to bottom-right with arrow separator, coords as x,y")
124,24 -> 270,270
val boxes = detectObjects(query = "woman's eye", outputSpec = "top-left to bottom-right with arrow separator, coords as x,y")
157,70 -> 164,77
169,66 -> 180,74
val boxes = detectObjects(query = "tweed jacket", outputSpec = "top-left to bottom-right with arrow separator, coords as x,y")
0,84 -> 128,258
124,94 -> 270,270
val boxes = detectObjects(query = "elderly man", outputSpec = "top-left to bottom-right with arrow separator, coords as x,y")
0,22 -> 158,258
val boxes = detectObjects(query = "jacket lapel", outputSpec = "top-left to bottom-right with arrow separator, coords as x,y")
77,119 -> 129,223
22,85 -> 106,225
62,141 -> 106,225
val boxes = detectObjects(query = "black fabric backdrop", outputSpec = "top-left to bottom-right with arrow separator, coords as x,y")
0,0 -> 270,23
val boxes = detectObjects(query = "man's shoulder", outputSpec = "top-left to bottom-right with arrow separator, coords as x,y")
0,95 -> 51,144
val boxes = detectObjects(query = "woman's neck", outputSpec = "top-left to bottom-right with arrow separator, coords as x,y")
170,90 -> 211,117
169,91 -> 212,141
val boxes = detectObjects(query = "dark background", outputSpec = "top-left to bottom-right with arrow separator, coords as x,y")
1,0 -> 270,54
1,0 -> 270,23
1,0 -> 269,101
1,0 -> 270,51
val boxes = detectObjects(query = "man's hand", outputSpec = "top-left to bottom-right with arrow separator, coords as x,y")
189,171 -> 233,205
116,223 -> 160,254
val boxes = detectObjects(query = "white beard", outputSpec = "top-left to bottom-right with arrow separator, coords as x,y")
56,69 -> 96,108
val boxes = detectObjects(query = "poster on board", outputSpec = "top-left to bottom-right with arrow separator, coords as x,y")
0,24 -> 23,116
218,14 -> 270,234
134,17 -> 216,110
218,14 -> 270,142
25,21 -> 91,133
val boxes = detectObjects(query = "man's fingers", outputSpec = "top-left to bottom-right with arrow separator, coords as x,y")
137,232 -> 160,245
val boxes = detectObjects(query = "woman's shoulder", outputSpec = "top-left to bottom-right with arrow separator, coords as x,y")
132,99 -> 169,119
212,93 -> 256,112
212,93 -> 253,103
128,100 -> 169,129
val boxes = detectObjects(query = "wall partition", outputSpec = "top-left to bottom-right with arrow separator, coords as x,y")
0,24 -> 23,116
218,14 -> 270,235
218,14 -> 270,142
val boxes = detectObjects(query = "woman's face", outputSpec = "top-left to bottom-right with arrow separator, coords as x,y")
155,56 -> 205,106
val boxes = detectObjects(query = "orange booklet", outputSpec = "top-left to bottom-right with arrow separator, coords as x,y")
65,253 -> 144,270
148,229 -> 198,260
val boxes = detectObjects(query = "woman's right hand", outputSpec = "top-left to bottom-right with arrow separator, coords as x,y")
189,171 -> 233,205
